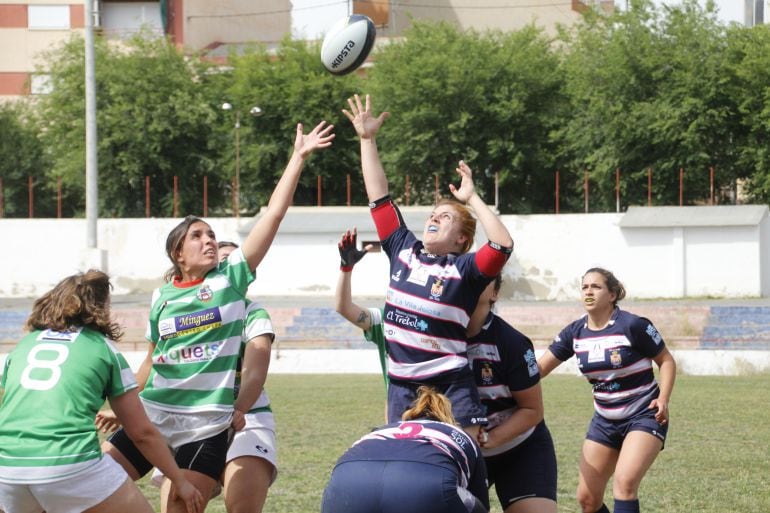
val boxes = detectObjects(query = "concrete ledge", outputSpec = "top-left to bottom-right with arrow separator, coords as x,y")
114,348 -> 770,377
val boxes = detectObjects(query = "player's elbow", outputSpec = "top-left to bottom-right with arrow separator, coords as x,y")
123,420 -> 160,446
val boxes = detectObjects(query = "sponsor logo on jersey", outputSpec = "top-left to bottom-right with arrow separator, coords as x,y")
158,307 -> 223,340
467,343 -> 500,363
646,323 -> 663,345
155,341 -> 223,364
386,310 -> 429,332
524,348 -> 539,377
197,284 -> 214,302
391,269 -> 401,282
429,278 -> 444,301
420,337 -> 441,350
386,291 -> 446,320
39,329 -> 79,342
450,429 -> 468,448
593,381 -> 620,392
406,263 -> 430,286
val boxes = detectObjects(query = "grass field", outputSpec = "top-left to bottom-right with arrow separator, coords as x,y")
131,373 -> 770,513
1,373 -> 767,512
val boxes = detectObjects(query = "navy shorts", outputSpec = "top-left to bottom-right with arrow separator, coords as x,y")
586,407 -> 668,450
387,376 -> 486,427
107,427 -> 229,481
321,460 -> 476,513
485,421 -> 557,507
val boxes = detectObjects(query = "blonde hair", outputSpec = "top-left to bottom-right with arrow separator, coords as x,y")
25,269 -> 123,341
436,198 -> 476,253
401,386 -> 458,425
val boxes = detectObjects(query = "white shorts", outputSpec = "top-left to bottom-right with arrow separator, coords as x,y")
143,401 -> 232,449
0,455 -> 127,513
151,410 -> 278,487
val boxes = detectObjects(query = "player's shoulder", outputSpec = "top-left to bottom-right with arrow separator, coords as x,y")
245,301 -> 271,319
614,308 -> 651,329
561,315 -> 587,335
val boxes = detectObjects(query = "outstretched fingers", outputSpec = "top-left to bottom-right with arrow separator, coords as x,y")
449,160 -> 475,202
296,120 -> 335,157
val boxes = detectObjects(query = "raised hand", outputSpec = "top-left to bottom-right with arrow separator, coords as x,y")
295,120 -> 335,158
448,160 -> 477,204
342,94 -> 389,140
338,227 -> 371,271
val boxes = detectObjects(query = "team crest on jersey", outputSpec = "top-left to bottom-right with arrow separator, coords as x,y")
429,279 -> 444,300
610,349 -> 622,367
197,284 -> 214,302
480,363 -> 494,385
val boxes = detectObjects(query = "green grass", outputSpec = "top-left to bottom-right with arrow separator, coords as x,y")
3,373 -> 769,512
134,373 -> 770,513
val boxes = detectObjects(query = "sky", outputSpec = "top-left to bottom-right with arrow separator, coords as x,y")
654,1 -> 744,24
291,1 -> 747,39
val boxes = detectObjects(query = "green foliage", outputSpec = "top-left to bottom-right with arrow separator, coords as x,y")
728,23 -> 770,203
556,0 -> 742,210
0,102 -> 50,217
7,2 -> 770,215
222,37 -> 364,212
34,32 -> 221,217
365,21 -> 564,213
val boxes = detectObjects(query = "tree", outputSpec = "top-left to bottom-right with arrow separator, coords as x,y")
34,32 -> 222,217
556,0 -> 742,210
222,37 -> 365,212
364,20 -> 565,213
728,23 -> 770,203
0,102 -> 49,217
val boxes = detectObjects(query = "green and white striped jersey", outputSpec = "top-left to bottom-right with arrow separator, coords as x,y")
0,327 -> 136,484
141,247 -> 254,413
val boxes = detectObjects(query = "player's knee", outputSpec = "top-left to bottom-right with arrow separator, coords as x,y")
576,488 -> 603,513
612,472 -> 641,500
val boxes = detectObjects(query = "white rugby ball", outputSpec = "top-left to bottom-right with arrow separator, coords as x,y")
320,14 -> 376,75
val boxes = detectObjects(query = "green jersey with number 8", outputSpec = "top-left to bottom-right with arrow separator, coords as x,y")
0,327 -> 136,484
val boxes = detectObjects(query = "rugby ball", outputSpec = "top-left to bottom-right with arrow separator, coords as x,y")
320,14 -> 376,75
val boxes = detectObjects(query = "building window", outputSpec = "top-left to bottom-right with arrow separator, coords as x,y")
28,5 -> 70,29
101,2 -> 163,39
30,74 -> 53,95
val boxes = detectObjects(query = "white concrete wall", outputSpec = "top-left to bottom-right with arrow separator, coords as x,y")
0,208 -> 767,300
115,348 -> 770,377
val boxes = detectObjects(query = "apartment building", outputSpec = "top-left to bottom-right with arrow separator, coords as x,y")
0,0 -> 610,101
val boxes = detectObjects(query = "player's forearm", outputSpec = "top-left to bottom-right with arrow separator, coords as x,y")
241,151 -> 305,270
234,339 -> 271,413
360,138 -> 389,201
467,192 -> 512,249
493,405 -> 542,443
135,346 -> 155,392
657,353 -> 677,403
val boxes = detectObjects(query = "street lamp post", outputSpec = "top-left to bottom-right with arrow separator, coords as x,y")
222,102 -> 262,217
